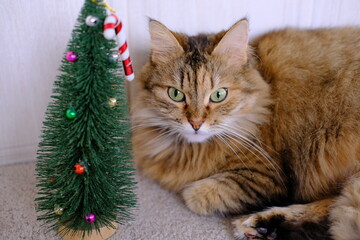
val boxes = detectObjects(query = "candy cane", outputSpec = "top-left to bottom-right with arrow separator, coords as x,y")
103,14 -> 117,40
104,14 -> 134,81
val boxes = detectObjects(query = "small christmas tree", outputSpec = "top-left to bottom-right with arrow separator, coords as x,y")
35,0 -> 136,237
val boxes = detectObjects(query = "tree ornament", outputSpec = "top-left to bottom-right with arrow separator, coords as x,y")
85,213 -> 96,223
66,52 -> 78,62
103,14 -> 117,39
108,51 -> 120,62
85,15 -> 99,26
74,163 -> 86,174
65,108 -> 77,119
54,204 -> 64,215
108,98 -> 117,107
103,13 -> 134,81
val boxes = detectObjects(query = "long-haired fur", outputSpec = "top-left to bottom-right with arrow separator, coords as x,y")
132,19 -> 360,239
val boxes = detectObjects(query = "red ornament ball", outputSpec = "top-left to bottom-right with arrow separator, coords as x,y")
74,164 -> 85,174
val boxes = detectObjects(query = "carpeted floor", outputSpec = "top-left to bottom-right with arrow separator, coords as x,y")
0,162 -> 233,240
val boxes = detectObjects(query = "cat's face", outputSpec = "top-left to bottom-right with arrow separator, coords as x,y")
135,20 -> 270,144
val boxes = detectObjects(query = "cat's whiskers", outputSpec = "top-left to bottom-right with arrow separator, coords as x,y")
220,130 -> 264,161
216,124 -> 285,186
214,133 -> 251,170
132,119 -> 182,142
133,113 -> 285,184
221,130 -> 284,183
217,128 -> 272,171
135,125 -> 182,156
131,124 -> 173,141
131,123 -> 161,131
230,130 -> 280,167
223,119 -> 274,154
236,125 -> 278,156
132,115 -> 181,131
220,122 -> 276,163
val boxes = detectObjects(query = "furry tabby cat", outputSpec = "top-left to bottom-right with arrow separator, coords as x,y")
131,19 -> 360,240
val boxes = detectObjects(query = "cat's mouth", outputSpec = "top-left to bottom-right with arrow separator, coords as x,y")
182,125 -> 213,143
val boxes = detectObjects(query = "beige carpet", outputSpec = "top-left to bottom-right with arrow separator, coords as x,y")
0,162 -> 233,240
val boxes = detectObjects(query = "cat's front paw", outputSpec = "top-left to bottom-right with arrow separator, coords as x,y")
182,178 -> 232,216
233,214 -> 282,240
233,205 -> 331,240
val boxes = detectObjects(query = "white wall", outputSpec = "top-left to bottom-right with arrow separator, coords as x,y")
1,0 -> 360,165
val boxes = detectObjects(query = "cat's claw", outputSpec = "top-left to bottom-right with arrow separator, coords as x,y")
256,227 -> 268,235
233,215 -> 277,240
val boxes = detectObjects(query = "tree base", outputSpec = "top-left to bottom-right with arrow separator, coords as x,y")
59,223 -> 118,240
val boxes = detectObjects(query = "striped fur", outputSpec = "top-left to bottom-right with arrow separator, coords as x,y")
132,19 -> 360,240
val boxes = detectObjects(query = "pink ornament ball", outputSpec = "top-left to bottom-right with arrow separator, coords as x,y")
66,51 -> 78,62
85,213 -> 96,223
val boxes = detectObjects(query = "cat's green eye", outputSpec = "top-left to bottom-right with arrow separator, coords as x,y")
210,88 -> 228,103
168,87 -> 185,102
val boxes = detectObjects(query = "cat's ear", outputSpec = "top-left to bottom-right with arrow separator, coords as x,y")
212,19 -> 249,65
149,19 -> 184,64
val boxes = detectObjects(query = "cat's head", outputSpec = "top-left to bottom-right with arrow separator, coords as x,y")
133,19 -> 270,144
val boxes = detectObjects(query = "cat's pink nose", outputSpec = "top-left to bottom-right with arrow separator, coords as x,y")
189,119 -> 205,131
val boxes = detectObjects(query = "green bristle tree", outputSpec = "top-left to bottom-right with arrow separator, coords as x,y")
35,0 -> 136,237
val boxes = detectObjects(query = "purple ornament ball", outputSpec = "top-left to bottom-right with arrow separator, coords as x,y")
85,213 -> 96,223
66,51 -> 78,62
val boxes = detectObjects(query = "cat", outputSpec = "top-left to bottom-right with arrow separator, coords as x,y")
131,18 -> 360,240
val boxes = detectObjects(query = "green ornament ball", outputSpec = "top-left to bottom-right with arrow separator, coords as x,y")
66,108 -> 77,119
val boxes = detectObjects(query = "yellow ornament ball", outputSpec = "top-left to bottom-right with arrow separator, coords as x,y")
108,98 -> 117,107
54,204 -> 64,215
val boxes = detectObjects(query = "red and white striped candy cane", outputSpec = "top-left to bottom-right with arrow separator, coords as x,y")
104,13 -> 134,81
103,14 -> 117,39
